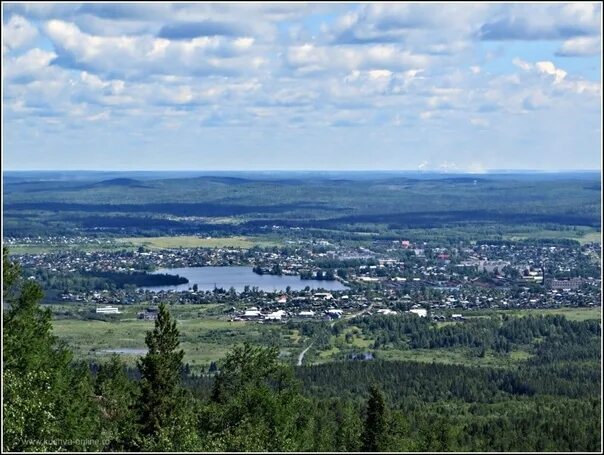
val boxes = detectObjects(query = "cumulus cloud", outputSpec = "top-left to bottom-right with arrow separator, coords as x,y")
556,36 -> 601,56
286,43 -> 429,75
3,15 -> 39,50
43,20 -> 263,79
3,2 -> 601,171
479,3 -> 601,40
4,48 -> 57,81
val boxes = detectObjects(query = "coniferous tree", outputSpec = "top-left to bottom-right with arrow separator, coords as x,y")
3,248 -> 101,451
95,355 -> 138,450
203,343 -> 311,451
362,385 -> 388,452
135,302 -> 199,451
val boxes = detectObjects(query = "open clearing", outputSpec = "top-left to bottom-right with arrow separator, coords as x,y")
116,235 -> 280,249
503,228 -> 601,245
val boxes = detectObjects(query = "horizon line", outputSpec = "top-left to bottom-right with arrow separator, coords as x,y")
4,169 -> 602,173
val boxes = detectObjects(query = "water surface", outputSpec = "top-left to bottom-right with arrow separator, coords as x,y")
140,266 -> 348,292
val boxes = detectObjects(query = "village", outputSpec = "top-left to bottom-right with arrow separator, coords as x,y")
9,235 -> 601,324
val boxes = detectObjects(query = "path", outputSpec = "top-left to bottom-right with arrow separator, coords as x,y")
297,341 -> 314,366
297,303 -> 374,366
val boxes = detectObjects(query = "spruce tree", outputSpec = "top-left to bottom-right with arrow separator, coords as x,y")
361,385 -> 388,452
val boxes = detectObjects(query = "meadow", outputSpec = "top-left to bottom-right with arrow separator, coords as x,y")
49,304 -> 601,373
116,235 -> 280,249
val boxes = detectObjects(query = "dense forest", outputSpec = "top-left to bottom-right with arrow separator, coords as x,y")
2,247 -> 601,452
4,173 -> 601,238
21,268 -> 187,293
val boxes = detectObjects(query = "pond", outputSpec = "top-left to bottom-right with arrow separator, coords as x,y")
140,266 -> 348,292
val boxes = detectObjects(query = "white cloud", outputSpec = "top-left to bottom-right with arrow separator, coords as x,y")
557,36 -> 601,56
512,58 -> 532,71
3,15 -> 39,51
535,61 -> 567,84
4,48 -> 57,80
286,43 -> 429,75
44,20 -> 265,79
3,3 -> 600,172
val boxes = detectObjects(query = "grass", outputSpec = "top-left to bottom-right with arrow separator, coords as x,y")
489,307 -> 601,322
503,227 -> 601,244
51,314 -> 299,372
375,348 -> 531,368
49,303 -> 599,373
116,235 -> 279,249
8,243 -> 136,255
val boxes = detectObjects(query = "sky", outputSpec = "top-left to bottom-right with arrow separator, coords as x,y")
2,2 -> 602,171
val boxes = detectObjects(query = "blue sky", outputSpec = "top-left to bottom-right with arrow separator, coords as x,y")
2,2 -> 602,171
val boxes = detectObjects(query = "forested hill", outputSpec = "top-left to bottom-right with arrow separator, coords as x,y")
3,172 -> 601,237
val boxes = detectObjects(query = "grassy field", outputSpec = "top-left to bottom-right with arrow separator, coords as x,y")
116,235 -> 280,249
487,307 -> 601,322
7,243 -> 136,255
51,314 -> 304,371
503,228 -> 601,244
373,348 -> 532,368
49,304 -> 600,372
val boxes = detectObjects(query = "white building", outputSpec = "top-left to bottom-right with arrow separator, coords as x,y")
265,310 -> 287,321
408,308 -> 427,318
377,309 -> 397,315
326,309 -> 343,318
242,307 -> 263,319
96,306 -> 120,314
299,310 -> 315,317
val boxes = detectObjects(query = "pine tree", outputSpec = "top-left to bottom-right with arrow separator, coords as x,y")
135,302 -> 198,450
361,385 -> 388,452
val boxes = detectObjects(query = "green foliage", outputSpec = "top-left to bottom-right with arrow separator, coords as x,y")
134,303 -> 199,451
2,251 -> 601,452
94,355 -> 138,450
3,249 -> 101,451
201,343 -> 313,451
362,385 -> 388,451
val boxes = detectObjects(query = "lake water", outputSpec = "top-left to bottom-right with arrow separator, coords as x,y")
140,266 -> 348,292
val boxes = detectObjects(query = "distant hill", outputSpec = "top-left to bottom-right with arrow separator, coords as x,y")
93,178 -> 152,188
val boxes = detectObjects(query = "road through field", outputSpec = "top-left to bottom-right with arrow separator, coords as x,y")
297,303 -> 374,366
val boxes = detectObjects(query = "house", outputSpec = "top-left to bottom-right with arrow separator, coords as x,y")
547,278 -> 583,290
313,292 -> 333,300
358,277 -> 380,282
299,310 -> 315,317
377,309 -> 397,315
265,310 -> 287,321
96,306 -> 120,314
326,309 -> 343,319
408,308 -> 427,318
242,307 -> 263,319
276,295 -> 288,304
348,352 -> 374,361
137,307 -> 158,320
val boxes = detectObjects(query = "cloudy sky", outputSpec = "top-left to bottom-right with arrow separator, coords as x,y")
2,2 -> 602,171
